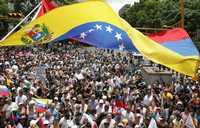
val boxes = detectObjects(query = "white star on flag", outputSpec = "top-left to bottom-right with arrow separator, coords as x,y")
95,24 -> 102,30
105,25 -> 113,33
80,32 -> 87,39
115,32 -> 122,41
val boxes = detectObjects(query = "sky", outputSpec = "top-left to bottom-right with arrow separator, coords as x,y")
106,0 -> 139,12
78,0 -> 139,13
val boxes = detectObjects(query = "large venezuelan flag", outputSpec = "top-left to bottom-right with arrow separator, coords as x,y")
0,1 -> 199,77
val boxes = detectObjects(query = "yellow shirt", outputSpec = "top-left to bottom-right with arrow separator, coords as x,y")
162,92 -> 173,100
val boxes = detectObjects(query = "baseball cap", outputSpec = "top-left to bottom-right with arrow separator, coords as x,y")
99,99 -> 104,104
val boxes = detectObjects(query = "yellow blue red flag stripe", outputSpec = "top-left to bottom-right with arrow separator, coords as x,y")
33,98 -> 52,112
149,28 -> 199,57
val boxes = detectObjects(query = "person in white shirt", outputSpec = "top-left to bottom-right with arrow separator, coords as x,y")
121,107 -> 135,123
96,99 -> 105,115
59,113 -> 73,128
15,89 -> 27,105
2,98 -> 18,119
16,122 -> 23,128
142,89 -> 153,106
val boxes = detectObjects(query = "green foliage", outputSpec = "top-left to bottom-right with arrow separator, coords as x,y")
1,0 -> 77,16
0,0 -> 8,15
184,0 -> 200,37
120,0 -> 180,29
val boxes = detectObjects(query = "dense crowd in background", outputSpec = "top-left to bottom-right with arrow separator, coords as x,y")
0,42 -> 199,128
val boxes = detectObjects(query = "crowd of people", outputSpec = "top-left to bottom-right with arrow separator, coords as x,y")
0,42 -> 199,128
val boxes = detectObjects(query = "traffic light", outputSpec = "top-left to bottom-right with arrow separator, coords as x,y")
7,12 -> 24,18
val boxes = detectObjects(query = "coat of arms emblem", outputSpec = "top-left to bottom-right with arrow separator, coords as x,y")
21,23 -> 53,45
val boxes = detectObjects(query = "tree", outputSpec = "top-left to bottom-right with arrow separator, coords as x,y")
0,0 -> 8,15
120,0 -> 180,29
11,0 -> 76,15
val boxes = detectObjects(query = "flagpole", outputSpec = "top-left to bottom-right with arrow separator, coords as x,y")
31,5 -> 42,21
0,2 -> 42,42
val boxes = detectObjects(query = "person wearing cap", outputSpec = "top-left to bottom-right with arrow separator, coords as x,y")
18,102 -> 27,116
96,99 -> 105,115
43,120 -> 50,128
54,97 -> 61,111
133,113 -> 145,127
27,100 -> 37,121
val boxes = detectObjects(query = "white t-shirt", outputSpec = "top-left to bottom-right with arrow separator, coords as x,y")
122,110 -> 135,121
59,117 -> 73,128
96,104 -> 105,114
15,95 -> 28,105
143,95 -> 153,106
16,123 -> 23,128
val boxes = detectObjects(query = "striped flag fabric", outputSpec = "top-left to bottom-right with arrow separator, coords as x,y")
0,85 -> 10,97
148,28 -> 199,57
33,98 -> 52,112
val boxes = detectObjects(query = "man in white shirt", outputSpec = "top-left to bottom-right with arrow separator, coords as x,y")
121,107 -> 135,123
15,88 -> 27,105
96,99 -> 105,115
59,113 -> 73,128
142,89 -> 153,106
